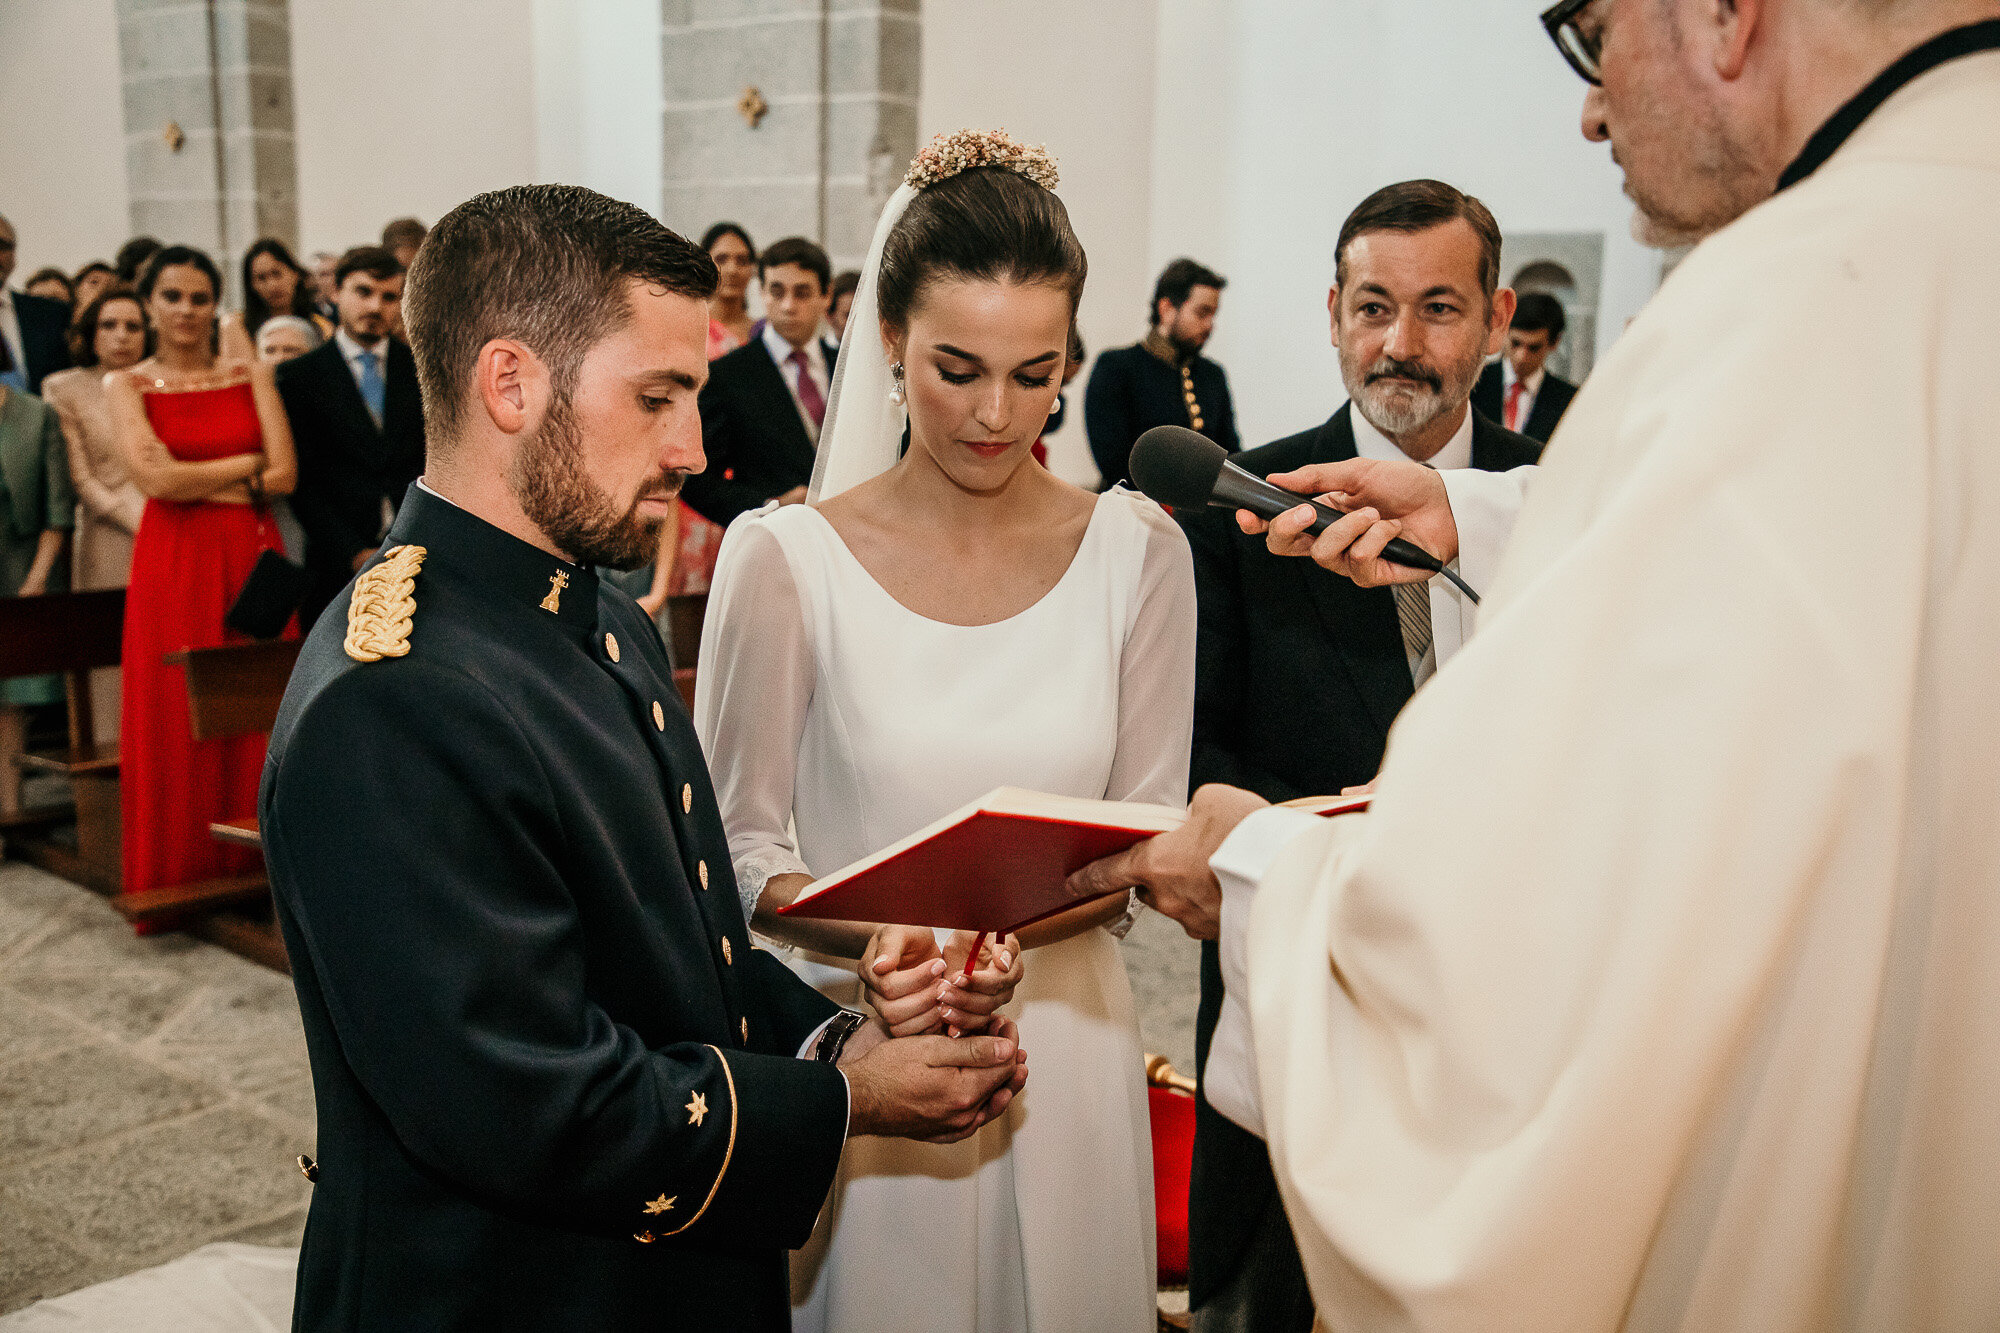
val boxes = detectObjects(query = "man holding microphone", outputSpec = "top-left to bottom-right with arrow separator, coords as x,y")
1076,1 -> 2000,1328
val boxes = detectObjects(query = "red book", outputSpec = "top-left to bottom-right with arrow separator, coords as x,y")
778,787 -> 1371,937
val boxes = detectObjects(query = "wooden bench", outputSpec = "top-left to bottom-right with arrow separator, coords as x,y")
1,589 -> 125,892
110,639 -> 300,973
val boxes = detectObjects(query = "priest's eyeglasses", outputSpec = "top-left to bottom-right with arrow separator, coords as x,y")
1541,0 -> 1607,85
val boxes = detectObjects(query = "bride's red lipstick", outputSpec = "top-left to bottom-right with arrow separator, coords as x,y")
964,440 -> 1012,459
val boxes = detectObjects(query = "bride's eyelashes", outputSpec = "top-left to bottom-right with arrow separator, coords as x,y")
934,366 -> 1055,389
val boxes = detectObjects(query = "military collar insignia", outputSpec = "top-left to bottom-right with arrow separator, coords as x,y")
383,483 -> 601,645
1778,19 -> 2000,192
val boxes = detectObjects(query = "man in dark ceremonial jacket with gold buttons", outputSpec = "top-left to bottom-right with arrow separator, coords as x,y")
261,184 -> 1028,1331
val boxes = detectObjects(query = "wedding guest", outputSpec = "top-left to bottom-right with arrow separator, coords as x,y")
681,236 -> 837,528
700,129 -> 1189,1332
307,250 -> 339,321
255,314 -> 322,365
0,375 -> 74,818
1085,257 -> 1238,489
221,237 -> 329,361
1,213 -> 75,394
24,268 -> 73,308
1471,291 -> 1579,443
664,221 -> 761,597
277,244 -> 421,632
107,244 -> 296,925
703,221 -> 757,355
380,216 -> 427,269
72,261 -> 116,312
113,236 -> 161,285
827,268 -> 861,342
41,283 -> 150,742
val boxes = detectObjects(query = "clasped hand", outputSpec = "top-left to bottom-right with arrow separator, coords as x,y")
860,925 -> 1024,1038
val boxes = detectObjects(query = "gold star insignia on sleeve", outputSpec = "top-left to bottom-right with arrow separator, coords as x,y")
686,1092 -> 709,1127
643,1194 -> 675,1215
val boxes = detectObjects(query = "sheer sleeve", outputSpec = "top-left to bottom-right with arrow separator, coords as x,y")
1103,493 -> 1198,809
693,514 -> 816,923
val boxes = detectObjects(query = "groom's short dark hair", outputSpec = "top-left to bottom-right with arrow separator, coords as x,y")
404,184 -> 718,445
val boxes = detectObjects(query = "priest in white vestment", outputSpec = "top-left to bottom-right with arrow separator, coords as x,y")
1071,3 -> 2000,1329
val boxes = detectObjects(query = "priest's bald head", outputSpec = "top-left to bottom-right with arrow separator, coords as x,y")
1550,0 -> 2000,245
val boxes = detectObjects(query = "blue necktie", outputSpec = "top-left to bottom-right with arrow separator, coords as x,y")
356,348 -> 386,426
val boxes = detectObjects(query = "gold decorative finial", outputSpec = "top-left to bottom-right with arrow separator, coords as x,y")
344,545 -> 427,663
737,86 -> 769,129
540,570 -> 569,614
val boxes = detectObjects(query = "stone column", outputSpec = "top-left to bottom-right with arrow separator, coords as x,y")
659,0 -> 919,271
115,0 -> 298,302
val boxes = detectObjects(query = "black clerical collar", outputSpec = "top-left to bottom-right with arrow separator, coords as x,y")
1777,18 -> 2000,191
386,482 -> 601,644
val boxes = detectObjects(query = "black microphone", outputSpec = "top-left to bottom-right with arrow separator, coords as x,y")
1128,425 -> 1479,602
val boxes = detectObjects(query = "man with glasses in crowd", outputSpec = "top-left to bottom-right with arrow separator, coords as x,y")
1073,0 -> 2000,1328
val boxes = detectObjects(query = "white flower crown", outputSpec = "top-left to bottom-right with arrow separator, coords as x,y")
905,128 -> 1060,192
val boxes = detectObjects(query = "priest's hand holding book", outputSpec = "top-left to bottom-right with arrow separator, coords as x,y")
861,926 -> 1025,1037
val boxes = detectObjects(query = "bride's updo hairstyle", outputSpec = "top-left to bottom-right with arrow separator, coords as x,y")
876,130 -> 1087,335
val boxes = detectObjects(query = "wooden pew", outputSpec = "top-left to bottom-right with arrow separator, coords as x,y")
110,639 -> 300,973
1,589 -> 125,892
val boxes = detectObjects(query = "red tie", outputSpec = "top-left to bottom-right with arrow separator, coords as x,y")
1505,380 -> 1524,432
788,348 -> 826,428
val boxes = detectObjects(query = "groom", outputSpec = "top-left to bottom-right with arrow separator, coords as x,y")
260,184 -> 1027,1330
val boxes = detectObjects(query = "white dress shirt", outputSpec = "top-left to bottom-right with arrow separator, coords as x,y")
760,322 -> 829,444
1348,404 -> 1473,687
0,289 -> 27,389
1500,359 -> 1545,433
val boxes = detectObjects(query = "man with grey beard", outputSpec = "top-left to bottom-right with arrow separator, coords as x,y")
1175,178 -> 1542,1333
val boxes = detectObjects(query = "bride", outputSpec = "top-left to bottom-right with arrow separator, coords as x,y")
695,130 -> 1195,1331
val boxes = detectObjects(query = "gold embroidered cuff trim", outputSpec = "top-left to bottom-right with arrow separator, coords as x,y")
660,1046 -> 738,1237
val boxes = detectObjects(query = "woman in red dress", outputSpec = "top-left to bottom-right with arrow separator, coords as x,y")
106,245 -> 297,925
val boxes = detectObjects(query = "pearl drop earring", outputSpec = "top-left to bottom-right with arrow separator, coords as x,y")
888,362 -> 906,406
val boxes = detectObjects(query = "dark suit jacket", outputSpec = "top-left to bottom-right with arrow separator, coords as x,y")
10,291 -> 73,394
262,485 -> 849,1330
276,336 -> 425,632
1083,342 -> 1238,490
1472,359 -> 1578,444
682,336 -> 836,528
1180,404 -> 1541,1309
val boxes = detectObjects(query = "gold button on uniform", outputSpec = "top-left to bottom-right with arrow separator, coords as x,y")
652,700 -> 666,731
740,1017 -> 749,1042
604,632 -> 620,662
681,783 -> 692,813
697,860 -> 709,890
721,937 -> 733,964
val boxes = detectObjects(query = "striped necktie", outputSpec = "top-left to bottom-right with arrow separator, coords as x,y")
1393,580 -> 1433,667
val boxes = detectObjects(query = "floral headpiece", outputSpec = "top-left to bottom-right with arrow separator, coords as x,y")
905,129 -> 1060,192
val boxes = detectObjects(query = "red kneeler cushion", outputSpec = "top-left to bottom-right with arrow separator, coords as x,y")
1149,1082 -> 1197,1285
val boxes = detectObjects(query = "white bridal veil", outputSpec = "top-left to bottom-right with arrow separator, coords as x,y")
806,182 -> 918,504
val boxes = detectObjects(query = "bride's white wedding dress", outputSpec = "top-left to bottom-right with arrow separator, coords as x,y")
696,487 -> 1194,1332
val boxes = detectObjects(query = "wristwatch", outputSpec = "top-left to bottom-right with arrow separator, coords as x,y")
812,1009 -> 867,1064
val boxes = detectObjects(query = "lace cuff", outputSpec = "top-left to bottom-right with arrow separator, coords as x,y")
733,848 -> 812,925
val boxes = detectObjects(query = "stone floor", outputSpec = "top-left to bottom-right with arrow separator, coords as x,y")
0,860 -> 1203,1315
0,864 -> 314,1316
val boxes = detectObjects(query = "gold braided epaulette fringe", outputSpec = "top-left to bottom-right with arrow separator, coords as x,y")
344,544 -> 427,663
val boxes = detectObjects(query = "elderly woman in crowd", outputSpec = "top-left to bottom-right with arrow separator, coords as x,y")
41,282 -> 151,743
254,314 -> 322,365
0,370 -> 76,816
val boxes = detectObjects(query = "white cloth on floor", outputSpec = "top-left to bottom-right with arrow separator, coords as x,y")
0,1244 -> 296,1331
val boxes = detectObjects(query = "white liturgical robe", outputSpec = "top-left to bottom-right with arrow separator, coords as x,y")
1207,50 -> 2000,1332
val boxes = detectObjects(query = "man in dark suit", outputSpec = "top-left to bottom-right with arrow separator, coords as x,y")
277,245 -> 425,631
681,236 -> 836,527
0,213 -> 74,393
1472,291 -> 1579,444
1179,180 -> 1541,1333
1085,257 -> 1239,490
261,184 -> 1026,1331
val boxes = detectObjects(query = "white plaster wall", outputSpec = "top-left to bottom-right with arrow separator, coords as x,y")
531,0 -> 663,217
289,0 -> 540,257
1154,1 -> 1657,448
0,0 -> 134,276
919,0 -> 1160,487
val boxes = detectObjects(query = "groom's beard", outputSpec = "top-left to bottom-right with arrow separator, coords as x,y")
511,393 -> 683,571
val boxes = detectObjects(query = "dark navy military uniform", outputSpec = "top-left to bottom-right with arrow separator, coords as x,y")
261,483 -> 849,1330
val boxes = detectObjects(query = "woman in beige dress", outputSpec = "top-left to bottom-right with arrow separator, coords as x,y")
40,283 -> 150,741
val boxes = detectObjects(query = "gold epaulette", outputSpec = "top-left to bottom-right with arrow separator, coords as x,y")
343,544 -> 427,662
